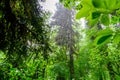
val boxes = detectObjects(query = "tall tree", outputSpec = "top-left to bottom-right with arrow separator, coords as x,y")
51,3 -> 75,80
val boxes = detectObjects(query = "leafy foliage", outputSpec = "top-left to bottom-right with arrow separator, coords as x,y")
61,0 -> 120,26
60,0 -> 120,80
0,0 -> 51,66
1,0 -> 120,80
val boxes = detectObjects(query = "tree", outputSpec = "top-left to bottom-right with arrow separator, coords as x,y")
0,0 -> 51,69
51,3 -> 75,80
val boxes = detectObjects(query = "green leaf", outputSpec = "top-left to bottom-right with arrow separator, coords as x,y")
113,33 -> 120,44
88,18 -> 99,26
100,14 -> 110,26
97,28 -> 113,36
92,11 -> 101,19
81,0 -> 93,7
76,6 -> 90,19
96,35 -> 112,45
86,11 -> 100,26
92,0 -> 106,9
115,0 -> 120,9
104,0 -> 116,10
94,28 -> 113,45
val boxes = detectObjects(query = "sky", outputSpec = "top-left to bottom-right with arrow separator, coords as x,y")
40,0 -> 86,28
40,0 -> 59,14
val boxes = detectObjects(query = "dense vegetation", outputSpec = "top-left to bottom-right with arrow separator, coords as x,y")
0,0 -> 120,80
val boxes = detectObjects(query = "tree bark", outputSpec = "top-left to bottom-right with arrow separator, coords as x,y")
69,46 -> 74,80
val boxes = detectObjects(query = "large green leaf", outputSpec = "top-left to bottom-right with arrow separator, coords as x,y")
76,0 -> 94,19
81,0 -> 93,7
97,28 -> 113,36
76,6 -> 90,19
104,0 -> 116,10
94,28 -> 113,45
100,0 -> 120,10
100,14 -> 110,26
92,0 -> 106,9
96,34 -> 112,45
115,0 -> 120,9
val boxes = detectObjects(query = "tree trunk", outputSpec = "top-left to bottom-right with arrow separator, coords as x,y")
69,46 -> 74,80
42,47 -> 49,79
